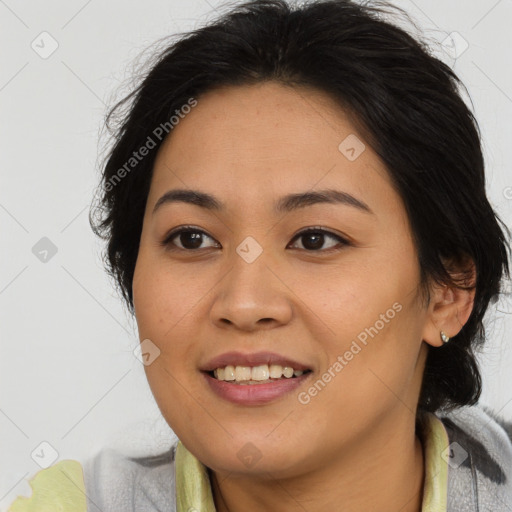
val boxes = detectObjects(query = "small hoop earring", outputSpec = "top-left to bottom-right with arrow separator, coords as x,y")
440,331 -> 450,344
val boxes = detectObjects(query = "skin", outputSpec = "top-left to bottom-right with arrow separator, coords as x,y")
132,81 -> 475,512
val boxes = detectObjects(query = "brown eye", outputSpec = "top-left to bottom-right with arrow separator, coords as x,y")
162,226 -> 218,251
288,228 -> 349,252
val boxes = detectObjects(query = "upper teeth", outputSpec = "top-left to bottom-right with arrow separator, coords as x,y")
213,364 -> 305,381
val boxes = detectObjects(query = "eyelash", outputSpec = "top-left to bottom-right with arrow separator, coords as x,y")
160,225 -> 351,254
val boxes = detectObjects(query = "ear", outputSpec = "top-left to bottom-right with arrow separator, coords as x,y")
422,255 -> 476,347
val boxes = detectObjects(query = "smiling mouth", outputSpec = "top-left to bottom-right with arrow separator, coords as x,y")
207,364 -> 313,385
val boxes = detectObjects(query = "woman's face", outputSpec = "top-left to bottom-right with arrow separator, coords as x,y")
132,81 -> 433,477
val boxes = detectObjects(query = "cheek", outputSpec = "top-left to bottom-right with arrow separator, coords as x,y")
296,260 -> 422,400
133,253 -> 200,337
286,259 -> 394,343
133,253 -> 211,395
133,258 -> 204,431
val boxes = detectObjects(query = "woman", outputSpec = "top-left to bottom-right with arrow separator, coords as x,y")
8,0 -> 512,511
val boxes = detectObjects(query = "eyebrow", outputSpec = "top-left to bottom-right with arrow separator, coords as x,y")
152,188 -> 374,215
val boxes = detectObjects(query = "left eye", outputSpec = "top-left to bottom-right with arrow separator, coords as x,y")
288,227 -> 349,252
161,226 -> 349,253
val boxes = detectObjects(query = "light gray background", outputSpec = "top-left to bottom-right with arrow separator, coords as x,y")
1,0 -> 511,508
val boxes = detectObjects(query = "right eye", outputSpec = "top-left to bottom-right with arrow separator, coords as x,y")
161,226 -> 220,251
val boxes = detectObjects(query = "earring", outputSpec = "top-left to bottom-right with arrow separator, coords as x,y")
440,331 -> 450,344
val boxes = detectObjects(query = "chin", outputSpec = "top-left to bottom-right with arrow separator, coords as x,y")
189,435 -> 311,478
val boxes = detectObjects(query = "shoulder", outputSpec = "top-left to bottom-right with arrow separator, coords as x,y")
7,446 -> 178,512
7,459 -> 86,511
438,403 -> 512,479
83,444 -> 177,512
436,403 -> 512,510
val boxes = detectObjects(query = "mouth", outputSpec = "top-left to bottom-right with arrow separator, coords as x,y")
201,366 -> 313,406
206,364 -> 311,386
206,364 -> 313,385
200,352 -> 314,405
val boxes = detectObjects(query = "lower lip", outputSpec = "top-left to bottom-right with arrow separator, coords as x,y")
202,371 -> 312,405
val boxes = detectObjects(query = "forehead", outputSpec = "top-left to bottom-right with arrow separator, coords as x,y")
148,82 -> 401,218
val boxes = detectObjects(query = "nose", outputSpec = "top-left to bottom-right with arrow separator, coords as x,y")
209,247 -> 294,332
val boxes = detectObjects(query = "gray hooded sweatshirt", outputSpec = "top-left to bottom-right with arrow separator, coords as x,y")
78,404 -> 512,511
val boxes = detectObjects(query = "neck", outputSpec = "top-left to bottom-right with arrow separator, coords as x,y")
210,412 -> 425,512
